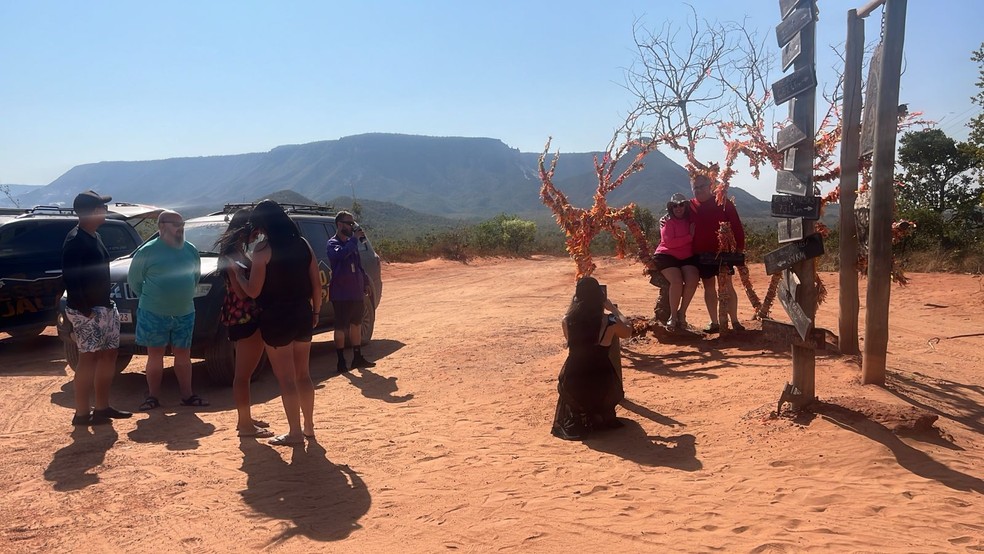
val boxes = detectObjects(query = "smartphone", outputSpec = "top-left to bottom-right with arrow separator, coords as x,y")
234,260 -> 248,269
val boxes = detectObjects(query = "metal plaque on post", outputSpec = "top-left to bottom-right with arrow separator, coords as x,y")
778,218 -> 805,243
776,170 -> 810,196
772,65 -> 817,106
779,0 -> 806,20
764,233 -> 825,275
778,277 -> 813,341
775,5 -> 813,47
781,33 -> 803,71
771,194 -> 821,219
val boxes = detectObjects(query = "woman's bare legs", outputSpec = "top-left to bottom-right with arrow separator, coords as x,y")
292,340 -> 315,437
266,343 -> 304,443
233,330 -> 265,433
661,267 -> 684,325
680,264 -> 700,326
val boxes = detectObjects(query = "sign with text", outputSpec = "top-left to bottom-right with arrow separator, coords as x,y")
771,194 -> 821,220
778,218 -> 805,243
778,278 -> 813,341
777,120 -> 808,152
775,5 -> 813,48
781,32 -> 802,71
763,233 -> 824,275
779,0 -> 806,19
776,170 -> 810,196
860,44 -> 883,157
772,65 -> 817,105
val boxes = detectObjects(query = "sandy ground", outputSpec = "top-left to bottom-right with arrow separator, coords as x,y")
1,256 -> 982,553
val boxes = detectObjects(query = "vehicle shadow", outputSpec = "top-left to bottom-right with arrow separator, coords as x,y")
0,333 -> 67,377
43,425 -> 119,491
810,402 -> 984,494
238,439 -> 371,543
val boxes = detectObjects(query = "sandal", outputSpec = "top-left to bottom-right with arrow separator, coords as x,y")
180,394 -> 210,407
238,426 -> 275,438
251,419 -> 270,429
268,434 -> 305,446
138,396 -> 161,411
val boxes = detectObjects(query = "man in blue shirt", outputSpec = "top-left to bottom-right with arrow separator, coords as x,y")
326,211 -> 374,372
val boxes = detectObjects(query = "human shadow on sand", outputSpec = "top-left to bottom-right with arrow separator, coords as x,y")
341,367 -> 414,403
127,410 -> 216,451
582,419 -> 702,471
44,425 -> 118,491
619,397 -> 684,428
811,402 -> 984,494
239,439 -> 371,544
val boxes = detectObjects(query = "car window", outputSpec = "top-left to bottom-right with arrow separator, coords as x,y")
298,221 -> 331,255
0,221 -> 72,259
183,220 -> 229,254
97,223 -> 139,258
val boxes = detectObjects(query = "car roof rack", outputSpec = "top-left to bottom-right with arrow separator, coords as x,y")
217,202 -> 336,217
15,205 -> 131,220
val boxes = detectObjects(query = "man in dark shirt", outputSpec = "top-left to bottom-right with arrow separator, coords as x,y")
690,175 -> 746,334
326,211 -> 374,372
62,190 -> 132,425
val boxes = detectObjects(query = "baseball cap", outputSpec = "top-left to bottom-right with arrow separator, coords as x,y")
73,190 -> 112,215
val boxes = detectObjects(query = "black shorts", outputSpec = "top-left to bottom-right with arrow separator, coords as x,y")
228,320 -> 258,342
259,301 -> 313,347
332,299 -> 364,328
654,253 -> 698,272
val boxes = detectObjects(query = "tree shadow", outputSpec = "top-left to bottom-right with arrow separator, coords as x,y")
884,370 -> 984,435
811,402 -> 984,494
238,439 -> 371,544
581,419 -> 702,471
341,367 -> 414,403
622,342 -> 786,380
127,410 -> 215,451
43,425 -> 118,491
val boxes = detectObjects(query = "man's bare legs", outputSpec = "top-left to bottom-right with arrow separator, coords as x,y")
145,346 -> 166,399
173,347 -> 194,400
701,276 -> 719,330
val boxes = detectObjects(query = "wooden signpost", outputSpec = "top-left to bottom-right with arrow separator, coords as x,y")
771,0 -> 818,412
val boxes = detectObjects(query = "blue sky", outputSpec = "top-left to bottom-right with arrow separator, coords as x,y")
1,1 -> 981,200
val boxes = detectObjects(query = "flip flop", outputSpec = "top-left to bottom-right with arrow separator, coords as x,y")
268,434 -> 305,446
238,426 -> 275,439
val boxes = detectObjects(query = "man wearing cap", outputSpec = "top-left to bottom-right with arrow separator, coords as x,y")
128,210 -> 207,410
690,174 -> 745,334
62,190 -> 133,425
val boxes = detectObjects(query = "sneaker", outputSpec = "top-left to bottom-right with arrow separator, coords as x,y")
351,354 -> 376,368
93,406 -> 133,419
337,358 -> 351,373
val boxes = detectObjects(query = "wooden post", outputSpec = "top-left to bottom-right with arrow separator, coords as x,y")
862,0 -> 907,384
838,10 -> 864,355
790,6 -> 817,409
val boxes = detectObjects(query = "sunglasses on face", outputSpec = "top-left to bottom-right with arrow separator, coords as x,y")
338,220 -> 355,226
672,202 -> 688,208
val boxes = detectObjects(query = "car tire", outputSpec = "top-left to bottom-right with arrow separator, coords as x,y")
204,325 -> 269,386
204,325 -> 237,386
63,339 -> 132,373
359,291 -> 375,346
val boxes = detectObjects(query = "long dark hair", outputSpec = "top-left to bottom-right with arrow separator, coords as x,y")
213,208 -> 252,256
564,276 -> 604,343
248,199 -> 301,249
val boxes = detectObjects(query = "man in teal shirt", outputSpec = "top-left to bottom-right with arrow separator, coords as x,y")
128,210 -> 207,410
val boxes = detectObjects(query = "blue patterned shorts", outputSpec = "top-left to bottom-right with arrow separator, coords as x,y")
66,304 -> 121,353
136,308 -> 195,349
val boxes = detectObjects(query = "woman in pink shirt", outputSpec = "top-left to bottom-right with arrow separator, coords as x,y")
653,193 -> 700,329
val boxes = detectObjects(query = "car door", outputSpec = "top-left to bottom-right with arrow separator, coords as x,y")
296,220 -> 334,324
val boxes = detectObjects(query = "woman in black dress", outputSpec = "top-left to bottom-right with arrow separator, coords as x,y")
235,200 -> 322,446
551,276 -> 631,440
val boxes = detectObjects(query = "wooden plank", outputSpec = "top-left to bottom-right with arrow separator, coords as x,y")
776,170 -> 810,196
762,318 -> 824,349
772,65 -> 817,105
779,0 -> 807,19
775,5 -> 813,48
763,233 -> 824,275
783,147 -> 797,170
784,269 -> 801,299
771,194 -> 821,219
778,218 -> 805,243
776,120 -> 808,152
781,32 -> 803,71
779,278 -> 814,341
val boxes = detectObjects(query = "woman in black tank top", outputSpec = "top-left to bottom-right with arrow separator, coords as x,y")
235,200 -> 323,446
